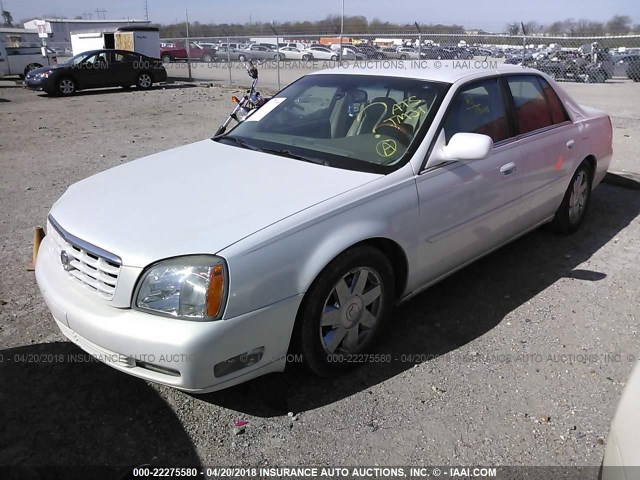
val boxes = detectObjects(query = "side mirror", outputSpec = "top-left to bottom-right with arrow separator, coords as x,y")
441,132 -> 493,161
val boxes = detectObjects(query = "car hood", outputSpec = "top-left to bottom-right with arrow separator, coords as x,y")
27,64 -> 63,77
49,139 -> 380,267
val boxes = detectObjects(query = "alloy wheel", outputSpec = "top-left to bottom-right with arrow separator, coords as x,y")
319,267 -> 383,354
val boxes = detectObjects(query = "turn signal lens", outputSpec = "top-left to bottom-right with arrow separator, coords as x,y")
231,96 -> 240,103
206,264 -> 225,317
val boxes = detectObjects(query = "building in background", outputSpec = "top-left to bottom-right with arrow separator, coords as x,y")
0,27 -> 41,46
23,18 -> 151,53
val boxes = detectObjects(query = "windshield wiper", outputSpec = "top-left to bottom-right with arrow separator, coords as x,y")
215,135 -> 260,151
216,136 -> 329,166
254,147 -> 329,166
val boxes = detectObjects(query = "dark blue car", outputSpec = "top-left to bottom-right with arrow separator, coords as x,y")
24,49 -> 167,96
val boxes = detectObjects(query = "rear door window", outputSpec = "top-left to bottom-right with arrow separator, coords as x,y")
538,77 -> 570,124
506,75 -> 554,134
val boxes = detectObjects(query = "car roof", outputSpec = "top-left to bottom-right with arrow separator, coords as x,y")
309,64 -> 543,84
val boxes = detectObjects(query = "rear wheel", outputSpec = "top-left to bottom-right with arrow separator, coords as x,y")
161,54 -> 172,63
330,54 -> 338,61
136,72 -> 153,90
202,53 -> 213,63
296,246 -> 395,376
56,77 -> 76,96
238,54 -> 247,62
24,63 -> 42,77
548,161 -> 593,234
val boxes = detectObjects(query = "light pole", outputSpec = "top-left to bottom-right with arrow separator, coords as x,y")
339,0 -> 344,62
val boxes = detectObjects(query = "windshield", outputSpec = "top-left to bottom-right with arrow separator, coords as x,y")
217,74 -> 447,173
63,51 -> 96,66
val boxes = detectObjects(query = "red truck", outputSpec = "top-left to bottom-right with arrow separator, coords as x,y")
160,42 -> 217,63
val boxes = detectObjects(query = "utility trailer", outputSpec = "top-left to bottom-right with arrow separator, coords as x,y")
70,27 -> 160,58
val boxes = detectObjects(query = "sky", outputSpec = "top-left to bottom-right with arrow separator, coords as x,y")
6,0 -> 640,31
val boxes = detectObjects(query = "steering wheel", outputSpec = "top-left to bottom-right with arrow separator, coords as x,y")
373,122 -> 412,146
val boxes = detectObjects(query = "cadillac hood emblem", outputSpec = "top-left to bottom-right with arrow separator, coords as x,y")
60,250 -> 73,271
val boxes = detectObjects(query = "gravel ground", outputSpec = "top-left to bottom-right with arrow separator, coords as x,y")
0,77 -> 639,477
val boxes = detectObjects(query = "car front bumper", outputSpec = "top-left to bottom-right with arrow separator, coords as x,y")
24,78 -> 44,90
35,233 -> 303,392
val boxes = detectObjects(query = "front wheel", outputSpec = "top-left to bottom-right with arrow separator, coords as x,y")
56,77 -> 76,96
296,245 -> 395,376
548,161 -> 593,234
136,72 -> 153,90
302,54 -> 312,61
238,54 -> 247,62
330,55 -> 338,61
202,53 -> 213,63
161,54 -> 172,63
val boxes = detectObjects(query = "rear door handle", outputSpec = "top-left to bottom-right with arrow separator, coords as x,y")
500,162 -> 517,176
566,139 -> 575,150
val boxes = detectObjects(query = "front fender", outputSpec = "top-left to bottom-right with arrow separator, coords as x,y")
219,175 -> 420,319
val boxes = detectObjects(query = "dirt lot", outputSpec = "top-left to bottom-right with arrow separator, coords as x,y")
0,74 -> 639,478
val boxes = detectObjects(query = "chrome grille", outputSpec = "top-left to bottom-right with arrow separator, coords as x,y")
47,216 -> 122,301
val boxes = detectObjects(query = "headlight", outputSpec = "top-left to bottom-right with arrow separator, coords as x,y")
134,255 -> 227,320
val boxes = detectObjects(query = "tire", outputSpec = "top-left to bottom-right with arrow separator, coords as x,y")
136,72 -> 153,90
161,54 -> 172,63
302,54 -> 311,61
295,245 -> 395,376
56,77 -> 76,96
548,161 -> 593,234
24,63 -> 42,76
238,54 -> 247,62
330,55 -> 338,61
400,54 -> 407,60
202,54 -> 212,63
375,53 -> 383,60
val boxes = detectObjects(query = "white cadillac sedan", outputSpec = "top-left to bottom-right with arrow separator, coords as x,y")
36,65 -> 613,392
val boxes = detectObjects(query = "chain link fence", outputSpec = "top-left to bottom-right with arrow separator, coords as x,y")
159,32 -> 640,86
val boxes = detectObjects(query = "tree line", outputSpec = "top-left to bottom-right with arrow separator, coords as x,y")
507,15 -> 638,36
5,12 -> 638,37
156,15 -> 466,38
155,14 -> 639,39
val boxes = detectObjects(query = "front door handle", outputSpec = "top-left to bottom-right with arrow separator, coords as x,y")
566,139 -> 575,150
500,162 -> 517,176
